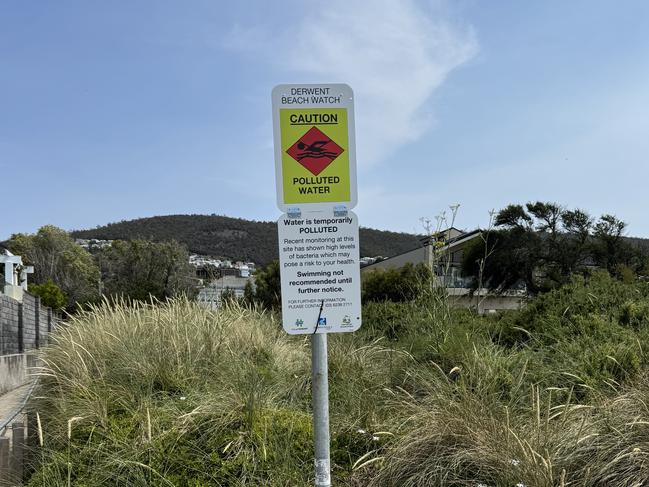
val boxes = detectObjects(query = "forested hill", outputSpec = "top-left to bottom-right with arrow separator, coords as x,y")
71,214 -> 423,265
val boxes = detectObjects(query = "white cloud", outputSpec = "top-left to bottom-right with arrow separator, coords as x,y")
228,0 -> 477,166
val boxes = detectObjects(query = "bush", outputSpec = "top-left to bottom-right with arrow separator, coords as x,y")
490,272 -> 649,346
29,280 -> 67,310
252,261 -> 281,310
620,299 -> 649,328
362,263 -> 432,303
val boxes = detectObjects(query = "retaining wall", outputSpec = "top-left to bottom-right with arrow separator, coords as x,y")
0,294 -> 56,356
0,293 -> 57,394
0,354 -> 38,396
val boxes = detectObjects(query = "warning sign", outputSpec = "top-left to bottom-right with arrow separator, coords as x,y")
286,126 -> 344,176
277,210 -> 362,334
272,84 -> 357,212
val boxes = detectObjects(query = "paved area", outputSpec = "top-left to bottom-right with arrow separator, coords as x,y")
0,384 -> 30,428
0,384 -> 30,486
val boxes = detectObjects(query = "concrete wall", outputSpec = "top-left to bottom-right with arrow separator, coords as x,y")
447,288 -> 526,313
0,353 -> 37,395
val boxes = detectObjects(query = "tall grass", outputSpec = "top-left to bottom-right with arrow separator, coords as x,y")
30,299 -> 312,485
28,274 -> 649,485
366,373 -> 649,486
28,298 -> 406,485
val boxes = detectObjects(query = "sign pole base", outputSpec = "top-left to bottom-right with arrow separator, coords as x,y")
311,332 -> 331,487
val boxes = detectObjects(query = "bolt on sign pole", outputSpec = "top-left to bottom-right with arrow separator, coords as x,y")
273,83 -> 361,486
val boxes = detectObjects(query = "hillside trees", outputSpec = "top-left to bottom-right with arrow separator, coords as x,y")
462,202 -> 647,293
96,239 -> 197,301
70,214 -> 422,265
6,225 -> 100,306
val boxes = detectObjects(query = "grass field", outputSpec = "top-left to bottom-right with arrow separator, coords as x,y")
27,272 -> 649,486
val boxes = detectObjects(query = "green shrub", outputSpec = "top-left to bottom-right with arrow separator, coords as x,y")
620,299 -> 649,328
362,263 -> 432,303
29,280 -> 67,310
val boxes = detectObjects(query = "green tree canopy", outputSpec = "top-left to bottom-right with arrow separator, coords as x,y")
96,239 -> 197,301
7,225 -> 100,307
463,202 -> 647,294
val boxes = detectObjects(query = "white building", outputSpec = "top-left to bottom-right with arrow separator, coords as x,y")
197,275 -> 254,309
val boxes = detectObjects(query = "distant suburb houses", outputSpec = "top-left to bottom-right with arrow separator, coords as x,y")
361,227 -> 526,313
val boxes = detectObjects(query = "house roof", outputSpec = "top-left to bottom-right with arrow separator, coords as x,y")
361,229 -> 482,270
435,229 -> 482,251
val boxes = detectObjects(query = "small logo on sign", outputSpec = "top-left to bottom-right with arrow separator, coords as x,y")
286,126 -> 344,176
342,315 -> 352,326
287,207 -> 302,218
295,319 -> 304,327
317,317 -> 327,326
334,205 -> 348,217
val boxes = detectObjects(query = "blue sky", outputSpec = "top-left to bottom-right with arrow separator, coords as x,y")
2,0 -> 648,240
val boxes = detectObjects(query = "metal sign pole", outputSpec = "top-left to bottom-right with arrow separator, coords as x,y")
311,332 -> 331,487
272,83 -> 360,487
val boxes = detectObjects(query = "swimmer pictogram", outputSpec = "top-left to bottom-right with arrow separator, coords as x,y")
286,126 -> 344,176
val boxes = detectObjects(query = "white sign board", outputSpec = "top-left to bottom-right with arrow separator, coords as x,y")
272,83 -> 357,213
278,211 -> 362,334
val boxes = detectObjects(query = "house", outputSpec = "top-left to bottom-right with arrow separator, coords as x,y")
361,228 -> 525,313
361,227 -> 478,284
197,275 -> 253,309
